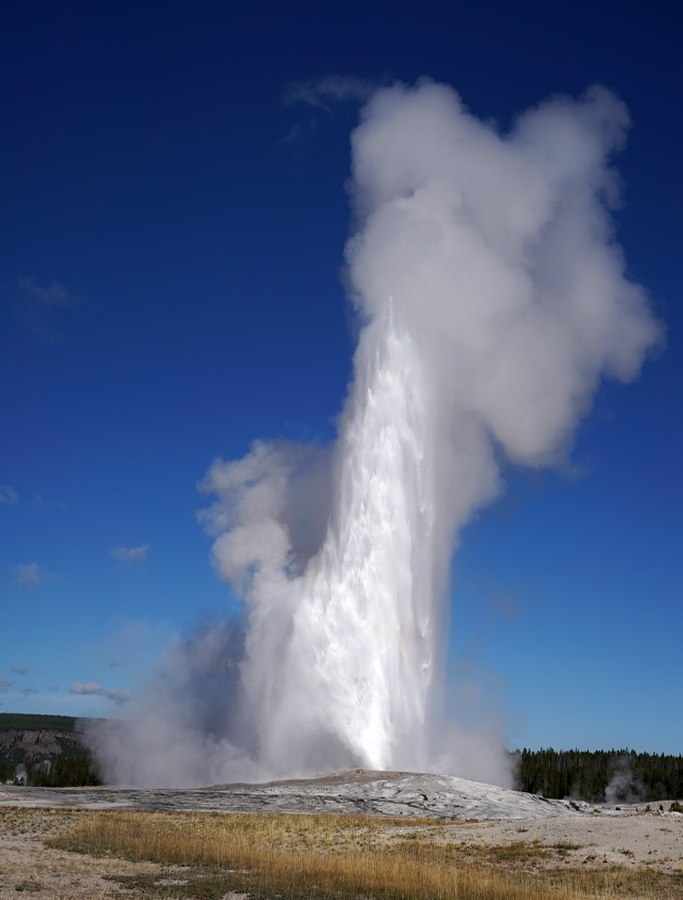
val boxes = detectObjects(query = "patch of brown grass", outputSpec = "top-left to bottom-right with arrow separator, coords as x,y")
50,809 -> 683,899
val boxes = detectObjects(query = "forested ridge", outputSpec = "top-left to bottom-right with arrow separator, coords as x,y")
513,748 -> 683,802
0,712 -> 101,786
2,714 -> 682,796
0,713 -> 77,732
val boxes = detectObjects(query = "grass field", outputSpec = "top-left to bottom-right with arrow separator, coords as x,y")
48,808 -> 683,899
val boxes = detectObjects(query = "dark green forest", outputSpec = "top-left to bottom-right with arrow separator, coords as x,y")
25,755 -> 101,787
513,748 -> 683,802
0,756 -> 101,787
0,760 -> 16,782
0,713 -> 77,732
1,754 -> 101,787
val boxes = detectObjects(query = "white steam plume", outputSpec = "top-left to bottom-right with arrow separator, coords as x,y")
89,80 -> 661,788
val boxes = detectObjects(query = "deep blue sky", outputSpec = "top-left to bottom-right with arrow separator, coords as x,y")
1,0 -> 681,755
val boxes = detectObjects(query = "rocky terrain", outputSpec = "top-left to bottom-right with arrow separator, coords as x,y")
0,768 -> 597,818
0,728 -> 83,763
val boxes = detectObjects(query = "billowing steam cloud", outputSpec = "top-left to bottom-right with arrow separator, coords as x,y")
89,80 -> 661,787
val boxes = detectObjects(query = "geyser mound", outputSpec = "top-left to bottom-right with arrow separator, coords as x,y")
89,80 -> 661,788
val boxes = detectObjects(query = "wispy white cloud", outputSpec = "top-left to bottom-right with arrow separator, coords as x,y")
21,687 -> 39,697
10,665 -> 29,675
0,680 -> 13,693
284,74 -> 377,110
0,489 -> 67,509
28,495 -> 68,510
16,275 -> 77,341
69,681 -> 131,705
104,688 -> 132,705
109,543 -> 150,565
0,486 -> 19,504
12,563 -> 41,588
18,276 -> 70,308
69,681 -> 103,695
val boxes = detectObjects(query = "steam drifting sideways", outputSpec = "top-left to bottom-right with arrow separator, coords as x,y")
91,81 -> 662,788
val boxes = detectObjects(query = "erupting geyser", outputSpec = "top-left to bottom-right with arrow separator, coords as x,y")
91,80 -> 661,788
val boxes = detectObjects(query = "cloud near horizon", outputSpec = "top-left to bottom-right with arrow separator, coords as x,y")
69,682 -> 131,705
70,682 -> 103,695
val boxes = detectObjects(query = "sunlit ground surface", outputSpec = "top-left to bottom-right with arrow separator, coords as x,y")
1,772 -> 682,898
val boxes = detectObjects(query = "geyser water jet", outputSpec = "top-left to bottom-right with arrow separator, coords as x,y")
90,80 -> 661,788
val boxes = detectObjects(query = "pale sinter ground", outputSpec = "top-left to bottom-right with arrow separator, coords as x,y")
0,771 -> 681,898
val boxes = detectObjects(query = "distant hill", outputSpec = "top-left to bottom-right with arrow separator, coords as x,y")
0,712 -> 100,786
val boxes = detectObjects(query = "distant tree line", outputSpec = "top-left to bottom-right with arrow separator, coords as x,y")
513,748 -> 683,802
1,753 -> 101,787
0,713 -> 77,732
25,754 -> 102,787
0,760 -> 15,782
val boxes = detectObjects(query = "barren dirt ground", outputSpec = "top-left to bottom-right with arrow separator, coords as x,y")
435,805 -> 683,872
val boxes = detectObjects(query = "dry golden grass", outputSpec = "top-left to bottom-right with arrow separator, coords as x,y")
0,807 -> 185,899
46,808 -> 683,899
